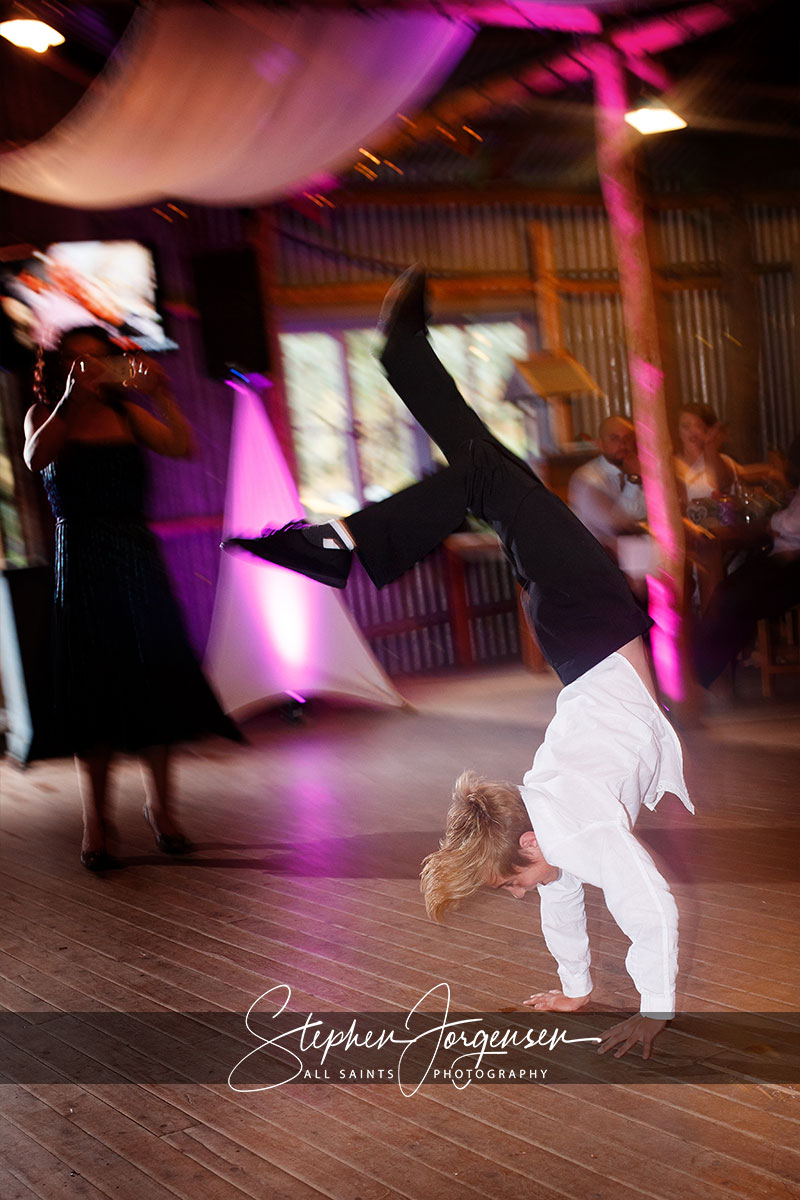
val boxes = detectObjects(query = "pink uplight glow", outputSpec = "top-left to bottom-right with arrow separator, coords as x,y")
204,381 -> 402,718
513,0 -> 747,103
622,54 -> 670,93
593,44 -> 689,706
523,50 -> 591,95
223,380 -> 312,673
646,575 -> 685,703
630,362 -> 681,560
612,1 -> 743,57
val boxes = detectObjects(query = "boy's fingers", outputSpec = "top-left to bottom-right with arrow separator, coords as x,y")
598,1025 -> 632,1055
613,1035 -> 639,1058
523,990 -> 560,1008
599,1016 -> 666,1059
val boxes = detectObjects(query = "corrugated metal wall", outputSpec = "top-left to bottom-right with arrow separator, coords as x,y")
758,270 -> 796,453
343,549 -> 521,677
669,288 -> 729,420
275,197 -> 799,453
747,204 -> 798,454
345,554 -> 455,675
560,292 -> 631,434
273,195 -> 798,677
659,206 -> 719,269
9,192 -> 795,687
545,205 -> 616,276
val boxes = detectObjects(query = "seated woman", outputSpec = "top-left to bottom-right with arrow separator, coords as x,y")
674,403 -> 738,502
675,403 -> 783,506
675,404 -> 787,614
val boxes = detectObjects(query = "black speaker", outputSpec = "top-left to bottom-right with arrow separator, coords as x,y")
191,248 -> 271,380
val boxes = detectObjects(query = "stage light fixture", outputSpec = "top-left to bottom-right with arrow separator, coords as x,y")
624,95 -> 686,135
0,17 -> 65,53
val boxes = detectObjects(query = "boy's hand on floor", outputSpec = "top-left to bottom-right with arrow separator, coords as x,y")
598,1015 -> 668,1059
523,990 -> 592,1013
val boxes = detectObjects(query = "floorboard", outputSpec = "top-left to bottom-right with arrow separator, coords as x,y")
2,664 -> 799,1199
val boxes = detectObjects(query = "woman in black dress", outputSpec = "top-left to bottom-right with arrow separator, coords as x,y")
23,326 -> 237,870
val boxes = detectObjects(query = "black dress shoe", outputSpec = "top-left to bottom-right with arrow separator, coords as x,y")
221,520 -> 352,588
373,264 -> 430,358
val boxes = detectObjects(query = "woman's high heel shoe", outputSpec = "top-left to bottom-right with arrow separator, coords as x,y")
80,848 -> 116,872
80,817 -> 116,871
143,805 -> 193,855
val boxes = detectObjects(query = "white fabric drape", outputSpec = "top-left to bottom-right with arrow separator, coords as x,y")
0,3 -> 472,208
204,382 -> 405,717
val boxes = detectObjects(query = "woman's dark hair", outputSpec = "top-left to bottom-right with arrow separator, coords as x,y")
679,402 -> 719,430
57,325 -> 117,356
35,325 -> 118,405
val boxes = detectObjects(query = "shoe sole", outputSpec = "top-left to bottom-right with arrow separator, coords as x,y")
222,537 -> 349,589
373,264 -> 429,356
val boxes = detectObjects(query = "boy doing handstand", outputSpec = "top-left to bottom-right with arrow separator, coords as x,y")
224,268 -> 694,1059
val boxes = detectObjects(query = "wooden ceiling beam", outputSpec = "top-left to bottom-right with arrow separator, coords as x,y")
311,182 -> 800,209
369,0 -> 761,163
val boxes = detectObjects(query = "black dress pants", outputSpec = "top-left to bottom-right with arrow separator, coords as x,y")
346,331 -> 651,685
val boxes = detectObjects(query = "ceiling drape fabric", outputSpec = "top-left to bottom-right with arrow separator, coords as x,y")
0,3 -> 472,208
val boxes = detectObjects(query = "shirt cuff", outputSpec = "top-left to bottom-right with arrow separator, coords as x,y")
558,969 -> 593,999
639,992 -> 675,1020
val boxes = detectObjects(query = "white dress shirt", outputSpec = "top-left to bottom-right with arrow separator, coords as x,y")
675,452 -> 738,501
770,489 -> 800,555
518,653 -> 693,1018
569,454 -> 647,546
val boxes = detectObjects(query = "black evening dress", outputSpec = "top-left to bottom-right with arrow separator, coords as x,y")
41,440 -> 239,756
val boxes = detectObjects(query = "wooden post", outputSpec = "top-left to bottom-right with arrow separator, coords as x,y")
527,221 -> 574,444
528,220 -> 564,351
591,43 -> 693,708
443,543 -> 473,668
643,206 -> 682,447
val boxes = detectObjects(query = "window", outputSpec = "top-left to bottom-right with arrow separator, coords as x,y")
279,318 -> 530,520
0,376 -> 28,566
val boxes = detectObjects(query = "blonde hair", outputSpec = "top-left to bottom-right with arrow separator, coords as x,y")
420,771 -> 531,922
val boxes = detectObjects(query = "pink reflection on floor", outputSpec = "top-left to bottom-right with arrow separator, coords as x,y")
224,380 -> 311,673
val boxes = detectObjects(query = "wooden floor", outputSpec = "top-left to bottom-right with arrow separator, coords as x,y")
2,665 -> 800,1200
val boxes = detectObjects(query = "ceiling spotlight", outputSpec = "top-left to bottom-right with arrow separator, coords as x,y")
624,96 -> 686,135
0,18 -> 65,53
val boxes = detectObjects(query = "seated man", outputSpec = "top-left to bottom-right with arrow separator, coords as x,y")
569,414 -> 646,543
223,267 -> 694,1059
569,415 -> 655,598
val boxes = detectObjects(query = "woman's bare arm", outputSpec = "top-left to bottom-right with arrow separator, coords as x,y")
23,398 -> 71,471
121,359 -> 194,459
